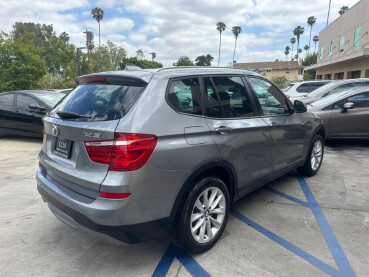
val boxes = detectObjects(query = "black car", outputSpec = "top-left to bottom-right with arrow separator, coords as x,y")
0,90 -> 65,138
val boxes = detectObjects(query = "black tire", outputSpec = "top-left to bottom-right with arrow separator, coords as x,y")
171,176 -> 230,254
298,134 -> 324,176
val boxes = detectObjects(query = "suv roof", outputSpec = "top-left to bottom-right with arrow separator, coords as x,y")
77,66 -> 261,84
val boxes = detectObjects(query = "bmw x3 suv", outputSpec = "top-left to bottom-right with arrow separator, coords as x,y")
36,66 -> 325,253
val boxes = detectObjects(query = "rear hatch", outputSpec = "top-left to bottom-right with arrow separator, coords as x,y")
40,74 -> 148,201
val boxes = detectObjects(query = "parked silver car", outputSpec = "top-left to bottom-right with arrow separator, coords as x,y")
308,87 -> 369,139
36,67 -> 324,253
283,80 -> 332,100
291,78 -> 369,104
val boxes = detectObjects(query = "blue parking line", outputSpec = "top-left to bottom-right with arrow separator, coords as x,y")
264,186 -> 311,207
152,243 -> 210,277
325,150 -> 369,157
231,209 -> 340,276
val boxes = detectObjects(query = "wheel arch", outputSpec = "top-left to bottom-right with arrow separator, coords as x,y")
169,160 -> 238,227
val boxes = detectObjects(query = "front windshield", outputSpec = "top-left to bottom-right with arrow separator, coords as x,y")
33,92 -> 65,107
308,82 -> 337,98
309,90 -> 353,107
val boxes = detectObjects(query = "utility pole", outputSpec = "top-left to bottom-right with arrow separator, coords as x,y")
76,47 -> 86,76
83,30 -> 94,72
150,52 -> 156,61
326,0 -> 332,26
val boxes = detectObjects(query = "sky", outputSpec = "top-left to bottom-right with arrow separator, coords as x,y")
0,0 -> 359,66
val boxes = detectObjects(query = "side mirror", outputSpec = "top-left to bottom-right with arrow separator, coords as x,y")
341,102 -> 354,113
29,104 -> 47,111
294,100 -> 307,113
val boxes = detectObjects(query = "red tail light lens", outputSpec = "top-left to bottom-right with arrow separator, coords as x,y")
99,192 -> 131,199
84,133 -> 157,171
285,94 -> 290,98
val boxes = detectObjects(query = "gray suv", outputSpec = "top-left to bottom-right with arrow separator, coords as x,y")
36,67 -> 324,253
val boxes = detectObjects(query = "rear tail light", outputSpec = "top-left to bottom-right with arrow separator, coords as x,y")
84,133 -> 157,171
285,94 -> 290,99
42,130 -> 46,143
99,192 -> 131,199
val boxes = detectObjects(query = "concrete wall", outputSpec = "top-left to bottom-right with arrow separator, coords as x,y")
318,0 -> 369,62
316,58 -> 369,80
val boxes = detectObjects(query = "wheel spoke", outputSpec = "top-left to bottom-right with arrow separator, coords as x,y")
199,221 -> 206,242
191,213 -> 203,223
206,220 -> 213,240
211,207 -> 225,215
209,216 -> 222,228
208,188 -> 218,208
203,189 -> 209,209
210,194 -> 223,210
192,218 -> 204,234
195,199 -> 204,212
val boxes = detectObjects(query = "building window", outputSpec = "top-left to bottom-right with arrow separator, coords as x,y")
328,41 -> 333,57
339,35 -> 345,52
354,26 -> 362,48
320,46 -> 324,59
266,69 -> 272,73
258,70 -> 263,74
285,69 -> 290,74
298,68 -> 303,75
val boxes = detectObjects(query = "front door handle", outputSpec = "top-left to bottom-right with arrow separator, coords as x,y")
215,126 -> 232,134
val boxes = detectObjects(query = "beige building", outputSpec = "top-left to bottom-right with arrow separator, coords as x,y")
305,0 -> 369,79
234,61 -> 304,81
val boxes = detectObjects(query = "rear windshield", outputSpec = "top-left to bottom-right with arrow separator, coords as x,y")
51,84 -> 145,121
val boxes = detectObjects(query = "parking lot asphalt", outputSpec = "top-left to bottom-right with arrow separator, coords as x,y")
0,137 -> 368,277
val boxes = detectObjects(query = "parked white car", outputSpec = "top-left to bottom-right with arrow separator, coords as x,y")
283,81 -> 332,101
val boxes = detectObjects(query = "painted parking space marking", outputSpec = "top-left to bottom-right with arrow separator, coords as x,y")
153,175 -> 356,277
233,175 -> 356,277
152,243 -> 210,277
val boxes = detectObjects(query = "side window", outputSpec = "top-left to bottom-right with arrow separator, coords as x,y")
247,77 -> 290,116
327,83 -> 359,96
204,76 -> 255,118
16,94 -> 40,109
167,78 -> 202,115
347,92 -> 369,108
0,94 -> 14,106
296,83 -> 312,93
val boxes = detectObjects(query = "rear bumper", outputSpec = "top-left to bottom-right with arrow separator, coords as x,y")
36,168 -> 171,244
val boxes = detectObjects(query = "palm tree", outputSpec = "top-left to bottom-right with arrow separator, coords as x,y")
216,22 -> 226,66
304,45 -> 309,56
313,36 -> 319,53
293,26 -> 305,59
231,26 -> 242,64
290,37 -> 296,60
91,7 -> 105,47
284,46 -> 290,60
339,6 -> 349,15
307,16 -> 316,55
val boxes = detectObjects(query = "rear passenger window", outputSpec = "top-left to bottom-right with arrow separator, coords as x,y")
167,78 -> 202,115
0,93 -> 14,106
296,83 -> 312,93
348,92 -> 369,108
204,76 -> 255,118
16,94 -> 40,109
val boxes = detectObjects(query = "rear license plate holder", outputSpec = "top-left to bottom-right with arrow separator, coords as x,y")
53,138 -> 73,159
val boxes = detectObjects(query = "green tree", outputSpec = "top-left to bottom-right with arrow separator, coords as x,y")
173,56 -> 194,66
307,16 -> 316,54
301,53 -> 318,80
0,35 -> 46,92
313,36 -> 319,53
270,76 -> 288,89
284,46 -> 290,60
90,41 -> 127,73
91,7 -> 105,47
339,6 -> 349,15
290,37 -> 296,60
136,49 -> 145,60
304,45 -> 309,55
195,54 -> 214,66
216,22 -> 226,66
293,26 -> 304,59
232,26 -> 242,64
119,57 -> 163,69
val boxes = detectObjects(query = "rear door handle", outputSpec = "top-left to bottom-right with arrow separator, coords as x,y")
215,126 -> 232,134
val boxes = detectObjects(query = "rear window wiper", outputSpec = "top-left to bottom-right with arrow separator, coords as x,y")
56,111 -> 92,119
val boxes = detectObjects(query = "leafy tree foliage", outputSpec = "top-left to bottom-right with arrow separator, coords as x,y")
195,54 -> 214,66
173,56 -> 194,66
90,41 -> 127,73
270,76 -> 288,89
301,53 -> 318,80
119,57 -> 163,69
0,34 -> 46,92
